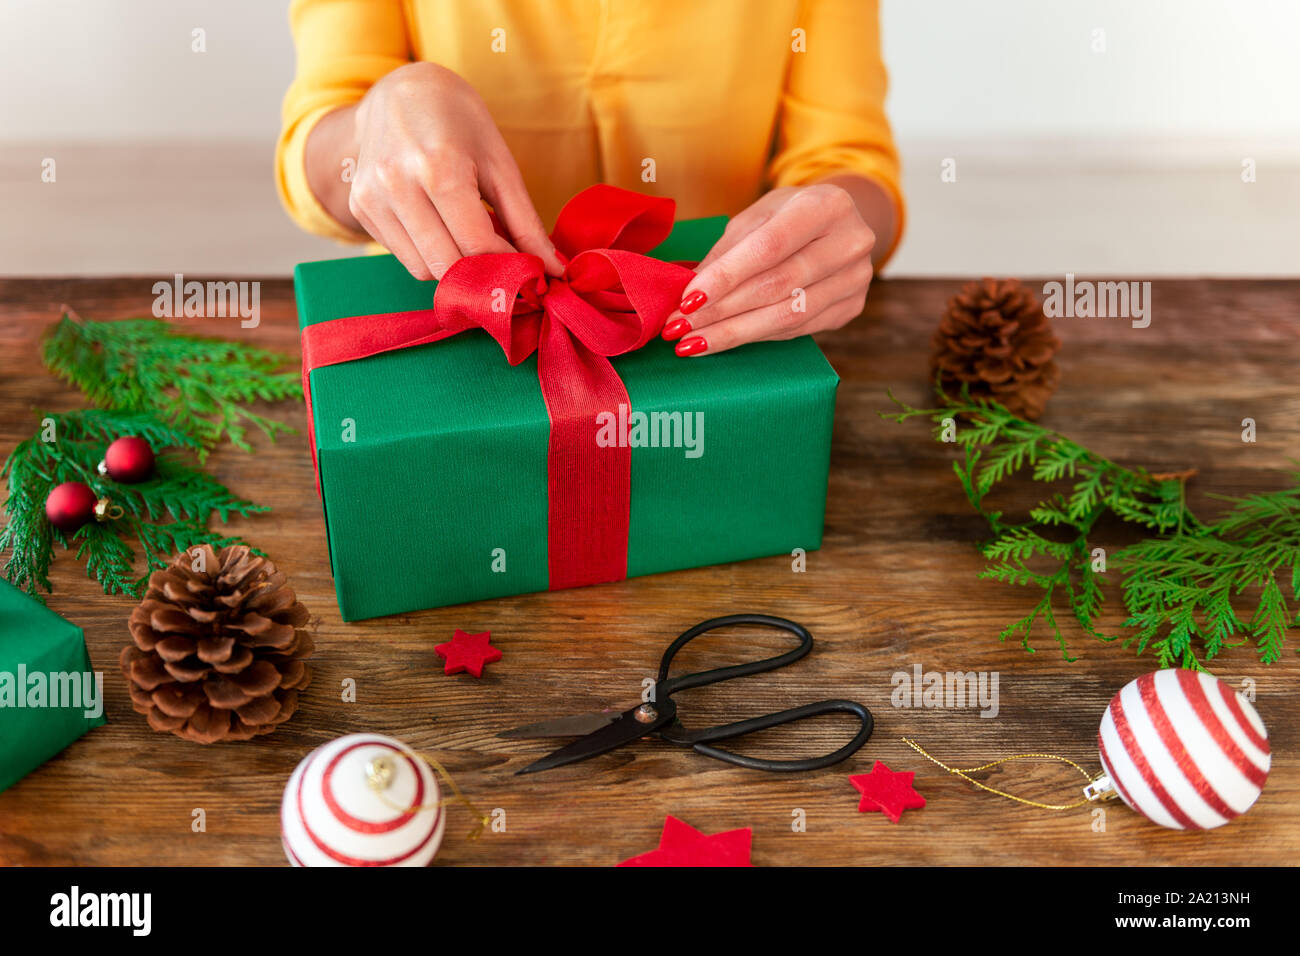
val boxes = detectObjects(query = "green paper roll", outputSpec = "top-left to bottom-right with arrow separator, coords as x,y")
0,579 -> 106,793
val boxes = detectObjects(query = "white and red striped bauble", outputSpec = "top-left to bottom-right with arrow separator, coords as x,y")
1097,670 -> 1270,830
281,733 -> 445,866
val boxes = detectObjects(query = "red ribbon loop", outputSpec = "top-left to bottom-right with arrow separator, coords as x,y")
301,185 -> 696,592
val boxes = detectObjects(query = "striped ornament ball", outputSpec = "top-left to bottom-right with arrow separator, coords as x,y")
1098,669 -> 1269,830
281,733 -> 446,866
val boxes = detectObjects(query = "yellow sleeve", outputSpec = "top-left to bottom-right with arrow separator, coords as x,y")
767,0 -> 906,266
276,0 -> 412,242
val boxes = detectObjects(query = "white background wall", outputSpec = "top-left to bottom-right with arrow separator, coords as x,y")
885,0 -> 1300,142
0,0 -> 292,140
5,0 -> 1299,143
2,0 -> 1297,275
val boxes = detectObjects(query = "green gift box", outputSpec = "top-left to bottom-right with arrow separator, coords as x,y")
0,579 -> 105,792
295,216 -> 839,621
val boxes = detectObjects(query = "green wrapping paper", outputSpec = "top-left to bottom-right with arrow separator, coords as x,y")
0,579 -> 105,792
295,216 -> 839,620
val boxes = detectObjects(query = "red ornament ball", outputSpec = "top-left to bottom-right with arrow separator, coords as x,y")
45,481 -> 99,534
102,435 -> 155,483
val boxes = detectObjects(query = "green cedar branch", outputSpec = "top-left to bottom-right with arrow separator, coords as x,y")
883,386 -> 1299,667
1,409 -> 264,601
42,314 -> 301,460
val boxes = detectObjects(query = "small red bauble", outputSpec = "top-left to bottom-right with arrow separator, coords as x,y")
100,435 -> 155,483
45,481 -> 100,534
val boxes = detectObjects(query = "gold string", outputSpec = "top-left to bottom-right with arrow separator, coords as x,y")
902,737 -> 1100,811
365,751 -> 491,840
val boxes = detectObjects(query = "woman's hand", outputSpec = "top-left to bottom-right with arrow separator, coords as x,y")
661,182 -> 879,356
309,62 -> 564,280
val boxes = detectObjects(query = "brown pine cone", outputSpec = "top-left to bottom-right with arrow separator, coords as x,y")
930,277 -> 1061,419
120,545 -> 313,743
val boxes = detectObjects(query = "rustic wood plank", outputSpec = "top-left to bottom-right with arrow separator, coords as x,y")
1,276 -> 1296,865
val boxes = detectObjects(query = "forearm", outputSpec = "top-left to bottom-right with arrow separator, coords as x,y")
818,173 -> 897,268
304,104 -> 362,232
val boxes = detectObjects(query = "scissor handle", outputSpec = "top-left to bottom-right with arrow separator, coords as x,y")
671,699 -> 874,772
656,614 -> 813,697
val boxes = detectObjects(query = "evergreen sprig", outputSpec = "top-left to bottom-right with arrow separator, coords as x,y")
42,314 -> 301,460
882,387 -> 1300,668
0,409 -> 264,600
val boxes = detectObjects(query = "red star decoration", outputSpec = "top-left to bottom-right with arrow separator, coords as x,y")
617,816 -> 753,867
849,761 -> 926,823
434,629 -> 502,678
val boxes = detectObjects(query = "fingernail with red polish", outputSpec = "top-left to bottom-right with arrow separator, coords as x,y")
679,291 -> 708,315
675,336 -> 708,357
662,318 -> 692,341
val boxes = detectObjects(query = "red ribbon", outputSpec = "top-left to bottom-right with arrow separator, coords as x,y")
301,185 -> 696,590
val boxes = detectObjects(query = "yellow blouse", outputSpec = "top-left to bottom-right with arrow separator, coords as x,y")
277,0 -> 904,264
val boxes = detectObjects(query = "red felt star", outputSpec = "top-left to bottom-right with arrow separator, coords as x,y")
849,761 -> 926,823
434,629 -> 502,678
617,815 -> 753,867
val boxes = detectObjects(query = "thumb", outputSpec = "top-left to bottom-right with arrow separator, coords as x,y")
696,199 -> 781,271
480,158 -> 565,276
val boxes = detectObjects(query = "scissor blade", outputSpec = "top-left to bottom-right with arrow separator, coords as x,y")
497,710 -> 620,740
515,706 -> 665,775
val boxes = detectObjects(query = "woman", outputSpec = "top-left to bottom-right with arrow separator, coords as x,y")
277,0 -> 903,356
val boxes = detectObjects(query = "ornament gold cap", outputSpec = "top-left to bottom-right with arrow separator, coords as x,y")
365,755 -> 396,792
1082,775 -> 1118,802
93,497 -> 124,522
364,747 -> 489,839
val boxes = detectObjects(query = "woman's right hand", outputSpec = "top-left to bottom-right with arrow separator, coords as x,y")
311,61 -> 564,280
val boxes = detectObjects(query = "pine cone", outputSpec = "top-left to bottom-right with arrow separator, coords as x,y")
930,277 -> 1061,419
121,545 -> 313,743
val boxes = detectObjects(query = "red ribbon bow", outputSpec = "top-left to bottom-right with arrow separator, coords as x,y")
301,185 -> 696,590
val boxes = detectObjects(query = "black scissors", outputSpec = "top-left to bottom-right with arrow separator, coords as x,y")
501,614 -> 873,774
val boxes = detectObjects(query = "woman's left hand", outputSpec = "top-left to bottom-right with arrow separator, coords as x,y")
661,183 -> 875,356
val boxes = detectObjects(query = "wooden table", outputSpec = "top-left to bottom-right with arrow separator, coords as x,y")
1,277 -> 1296,866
